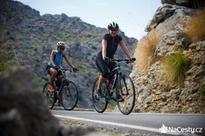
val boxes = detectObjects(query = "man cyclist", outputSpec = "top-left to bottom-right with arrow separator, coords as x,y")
46,41 -> 77,93
95,22 -> 135,101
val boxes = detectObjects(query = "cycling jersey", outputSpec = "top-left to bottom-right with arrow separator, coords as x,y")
48,50 -> 63,67
96,34 -> 122,78
98,34 -> 122,59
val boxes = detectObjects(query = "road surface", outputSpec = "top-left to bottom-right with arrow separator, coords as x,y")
52,110 -> 205,136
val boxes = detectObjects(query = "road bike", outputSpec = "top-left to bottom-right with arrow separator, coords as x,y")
43,68 -> 78,110
92,58 -> 136,115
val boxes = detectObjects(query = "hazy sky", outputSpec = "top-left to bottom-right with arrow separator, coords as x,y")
16,0 -> 161,39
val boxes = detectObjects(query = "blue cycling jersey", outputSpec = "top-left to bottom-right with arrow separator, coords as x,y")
48,50 -> 63,67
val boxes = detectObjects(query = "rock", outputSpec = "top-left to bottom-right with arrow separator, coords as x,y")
161,0 -> 205,9
0,109 -> 26,136
146,4 -> 193,32
145,4 -> 175,32
156,31 -> 190,56
161,0 -> 176,5
0,67 -> 94,136
133,10 -> 205,113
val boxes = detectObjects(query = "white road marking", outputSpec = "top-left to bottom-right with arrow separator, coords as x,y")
54,114 -> 160,133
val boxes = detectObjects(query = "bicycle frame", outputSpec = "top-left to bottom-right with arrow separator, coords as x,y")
54,68 -> 73,97
109,63 -> 121,91
106,59 -> 132,98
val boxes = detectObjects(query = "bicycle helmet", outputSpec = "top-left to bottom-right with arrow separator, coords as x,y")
57,41 -> 65,48
108,22 -> 119,31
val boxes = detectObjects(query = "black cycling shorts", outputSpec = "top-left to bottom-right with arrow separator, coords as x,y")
45,65 -> 62,77
96,53 -> 115,78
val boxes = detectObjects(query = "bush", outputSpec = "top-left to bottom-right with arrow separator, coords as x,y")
161,52 -> 189,84
0,60 -> 15,72
184,10 -> 205,42
134,30 -> 160,72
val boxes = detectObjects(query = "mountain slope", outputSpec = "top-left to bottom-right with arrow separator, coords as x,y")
0,0 -> 137,108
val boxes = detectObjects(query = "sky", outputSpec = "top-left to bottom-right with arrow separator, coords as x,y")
16,0 -> 161,39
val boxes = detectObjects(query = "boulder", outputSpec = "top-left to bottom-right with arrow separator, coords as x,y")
161,0 -> 205,9
0,67 -> 94,136
146,4 -> 193,32
156,31 -> 190,56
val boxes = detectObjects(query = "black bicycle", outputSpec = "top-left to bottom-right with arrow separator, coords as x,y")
43,68 -> 78,110
92,58 -> 136,115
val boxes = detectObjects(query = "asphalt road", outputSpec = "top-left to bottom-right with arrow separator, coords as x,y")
52,110 -> 205,136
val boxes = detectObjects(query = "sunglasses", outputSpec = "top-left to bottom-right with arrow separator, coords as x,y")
110,29 -> 118,32
59,47 -> 65,50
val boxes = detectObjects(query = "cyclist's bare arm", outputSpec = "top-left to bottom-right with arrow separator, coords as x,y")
119,40 -> 132,59
50,51 -> 56,66
102,39 -> 107,59
63,54 -> 75,69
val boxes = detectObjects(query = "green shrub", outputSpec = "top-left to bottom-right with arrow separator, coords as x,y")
161,52 -> 189,84
0,60 -> 15,72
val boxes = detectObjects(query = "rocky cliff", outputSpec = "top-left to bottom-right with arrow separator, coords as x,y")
0,0 -> 137,108
132,1 -> 205,113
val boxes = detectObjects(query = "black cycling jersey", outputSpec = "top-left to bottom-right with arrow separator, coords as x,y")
98,33 -> 122,58
96,33 -> 122,78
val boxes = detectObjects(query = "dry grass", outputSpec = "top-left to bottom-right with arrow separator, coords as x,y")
134,30 -> 160,72
161,52 -> 189,84
184,10 -> 205,42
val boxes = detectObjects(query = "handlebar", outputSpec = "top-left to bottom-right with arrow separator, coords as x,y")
54,67 -> 78,73
108,58 -> 136,63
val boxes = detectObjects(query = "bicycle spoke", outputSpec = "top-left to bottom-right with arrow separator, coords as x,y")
62,81 -> 78,110
92,78 -> 108,113
42,83 -> 55,109
117,75 -> 135,115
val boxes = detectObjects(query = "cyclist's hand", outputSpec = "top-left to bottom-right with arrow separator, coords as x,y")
103,57 -> 111,63
53,65 -> 60,69
72,67 -> 78,72
130,58 -> 136,62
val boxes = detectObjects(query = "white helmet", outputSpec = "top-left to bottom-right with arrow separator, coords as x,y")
57,41 -> 65,48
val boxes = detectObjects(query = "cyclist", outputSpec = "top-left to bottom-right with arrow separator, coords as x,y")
46,41 -> 77,93
95,22 -> 135,101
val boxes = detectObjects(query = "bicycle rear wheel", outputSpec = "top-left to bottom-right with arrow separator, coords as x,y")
92,78 -> 108,113
42,83 -> 56,109
61,80 -> 78,110
117,75 -> 135,115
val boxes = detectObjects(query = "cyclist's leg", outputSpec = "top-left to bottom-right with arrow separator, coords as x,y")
96,55 -> 110,94
97,75 -> 107,94
48,67 -> 57,92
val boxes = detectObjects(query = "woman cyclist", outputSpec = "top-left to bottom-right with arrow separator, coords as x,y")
46,41 -> 77,93
95,22 -> 135,101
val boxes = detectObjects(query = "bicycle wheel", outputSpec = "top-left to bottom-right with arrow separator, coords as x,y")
42,83 -> 56,109
92,78 -> 108,113
117,75 -> 135,115
61,80 -> 78,110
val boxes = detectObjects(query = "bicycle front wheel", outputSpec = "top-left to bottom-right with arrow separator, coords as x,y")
92,78 -> 108,113
42,83 -> 56,109
61,81 -> 78,110
117,75 -> 135,115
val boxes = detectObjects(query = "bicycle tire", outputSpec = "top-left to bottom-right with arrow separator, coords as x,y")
117,75 -> 135,115
92,78 -> 108,113
61,80 -> 78,110
42,83 -> 56,109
